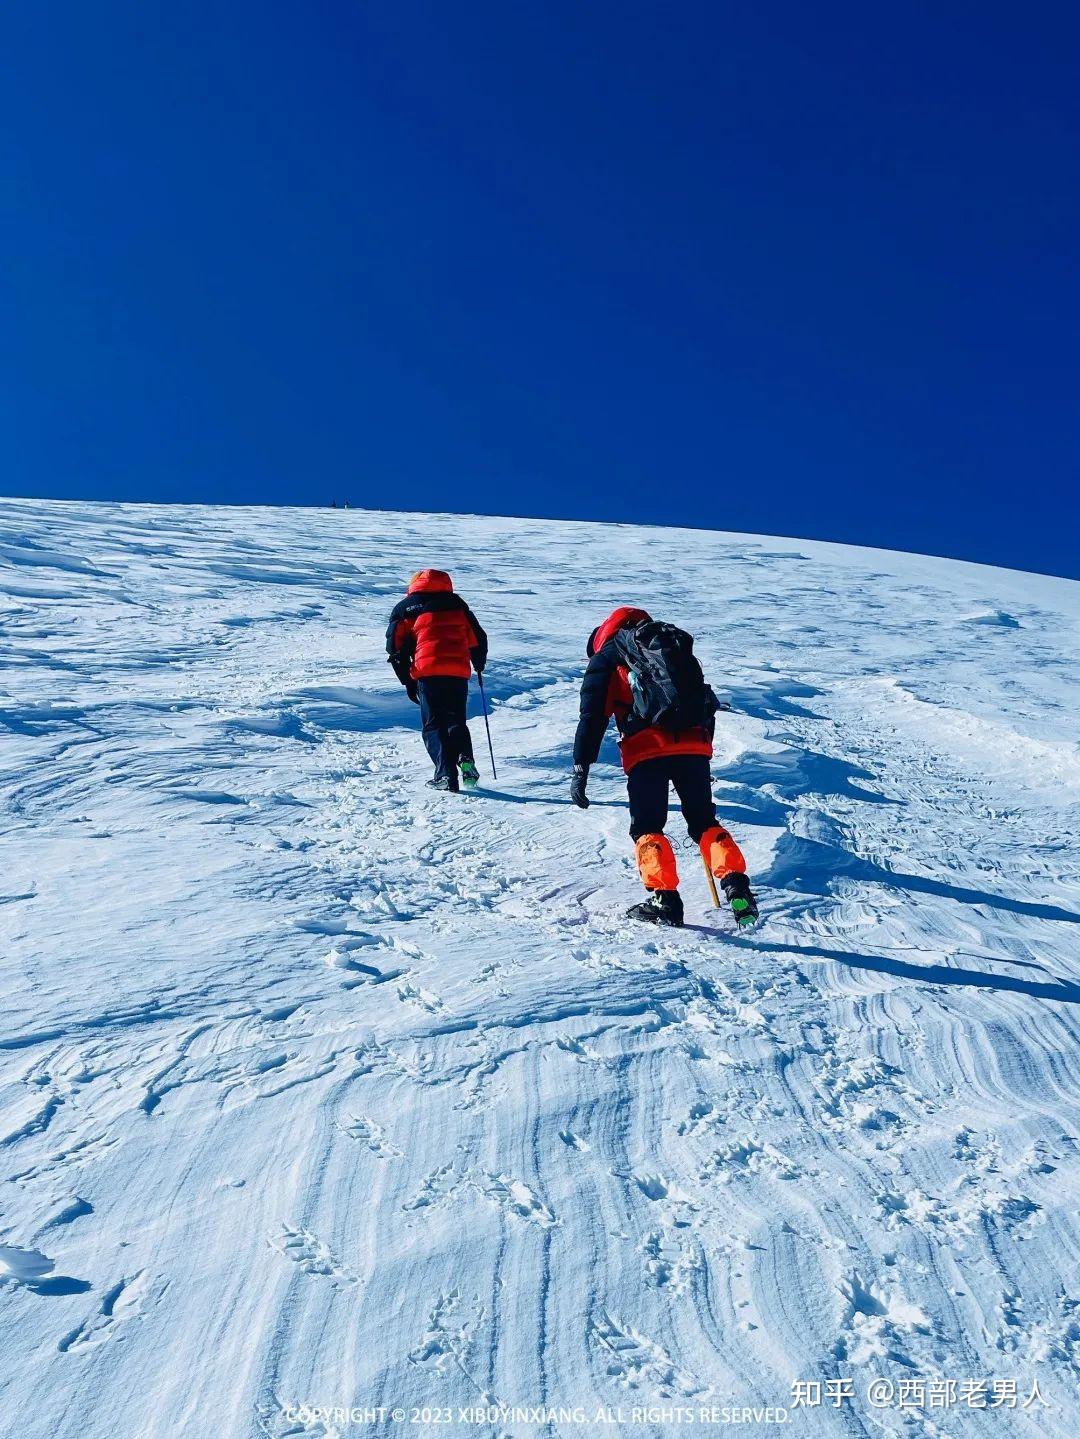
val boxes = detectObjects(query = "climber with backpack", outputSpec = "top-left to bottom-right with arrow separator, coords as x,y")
570,606 -> 759,929
386,569 -> 488,792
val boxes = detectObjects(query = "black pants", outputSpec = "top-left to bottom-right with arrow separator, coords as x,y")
417,677 -> 475,781
627,754 -> 718,842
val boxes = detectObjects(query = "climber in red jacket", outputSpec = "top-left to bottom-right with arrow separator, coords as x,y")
386,570 -> 488,792
570,606 -> 758,928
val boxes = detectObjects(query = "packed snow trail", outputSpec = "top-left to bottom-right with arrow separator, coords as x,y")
1,498 -> 1079,1439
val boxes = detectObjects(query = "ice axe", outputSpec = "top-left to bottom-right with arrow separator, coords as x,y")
476,672 -> 497,781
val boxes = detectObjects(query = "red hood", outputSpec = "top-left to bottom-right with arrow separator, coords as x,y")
408,569 -> 453,594
587,605 -> 651,657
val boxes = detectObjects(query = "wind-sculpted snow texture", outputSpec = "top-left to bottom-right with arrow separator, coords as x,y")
2,499 -> 1079,1439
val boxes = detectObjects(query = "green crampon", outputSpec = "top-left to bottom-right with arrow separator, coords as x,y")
459,758 -> 480,789
730,896 -> 758,928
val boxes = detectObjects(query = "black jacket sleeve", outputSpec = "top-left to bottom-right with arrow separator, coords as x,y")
385,599 -> 414,684
464,606 -> 488,672
573,643 -> 618,767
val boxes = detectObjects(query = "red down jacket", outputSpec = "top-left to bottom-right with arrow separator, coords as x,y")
385,570 -> 487,681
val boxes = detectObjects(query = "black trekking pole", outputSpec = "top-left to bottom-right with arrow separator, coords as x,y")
476,673 -> 498,781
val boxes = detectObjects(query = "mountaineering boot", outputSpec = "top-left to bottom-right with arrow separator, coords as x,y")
426,774 -> 459,793
626,890 -> 684,928
721,871 -> 759,928
459,758 -> 480,789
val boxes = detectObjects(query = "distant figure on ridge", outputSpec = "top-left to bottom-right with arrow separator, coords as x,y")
570,607 -> 759,928
386,570 -> 488,792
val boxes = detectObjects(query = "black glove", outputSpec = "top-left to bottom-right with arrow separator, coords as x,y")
570,764 -> 590,809
471,647 -> 485,675
405,678 -> 419,704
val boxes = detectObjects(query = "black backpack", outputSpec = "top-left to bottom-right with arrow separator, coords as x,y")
613,621 -> 715,734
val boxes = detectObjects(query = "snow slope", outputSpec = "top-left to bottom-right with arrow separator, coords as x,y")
2,498 -> 1079,1439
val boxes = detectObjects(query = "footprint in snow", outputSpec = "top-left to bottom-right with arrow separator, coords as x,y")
396,980 -> 443,1012
339,1114 -> 403,1159
832,1272 -> 931,1365
407,1290 -> 484,1377
676,1100 -> 715,1136
631,1172 -> 669,1201
559,1129 -> 590,1151
58,1270 -> 155,1352
254,1396 -> 339,1438
475,1172 -> 558,1227
270,1224 -> 357,1286
591,1311 -> 702,1398
402,1163 -> 461,1212
640,1229 -> 701,1293
700,1138 -> 798,1184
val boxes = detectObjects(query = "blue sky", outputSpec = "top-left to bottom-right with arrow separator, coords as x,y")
2,2 -> 1077,577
